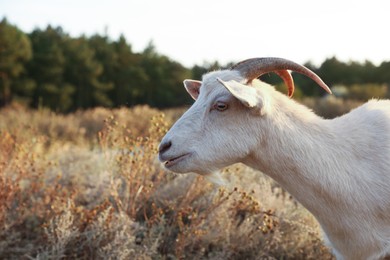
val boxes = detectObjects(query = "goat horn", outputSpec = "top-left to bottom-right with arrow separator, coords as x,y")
274,70 -> 294,98
231,57 -> 332,96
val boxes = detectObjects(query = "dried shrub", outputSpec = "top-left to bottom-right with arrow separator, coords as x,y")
0,105 -> 334,259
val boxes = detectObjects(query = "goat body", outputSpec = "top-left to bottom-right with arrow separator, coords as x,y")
158,61 -> 390,259
243,82 -> 390,259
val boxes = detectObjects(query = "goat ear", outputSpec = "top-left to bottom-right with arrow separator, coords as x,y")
183,79 -> 202,100
217,78 -> 265,115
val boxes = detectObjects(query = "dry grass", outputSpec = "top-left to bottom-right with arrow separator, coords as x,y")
0,104 -> 335,259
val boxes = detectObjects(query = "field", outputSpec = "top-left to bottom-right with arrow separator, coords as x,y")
0,100 -> 360,259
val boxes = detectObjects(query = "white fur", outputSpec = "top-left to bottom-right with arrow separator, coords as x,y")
158,69 -> 390,260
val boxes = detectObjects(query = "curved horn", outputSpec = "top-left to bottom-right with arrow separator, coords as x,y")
275,70 -> 294,98
231,57 -> 332,96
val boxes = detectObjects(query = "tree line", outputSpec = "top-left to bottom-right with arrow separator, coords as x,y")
1,18 -> 390,112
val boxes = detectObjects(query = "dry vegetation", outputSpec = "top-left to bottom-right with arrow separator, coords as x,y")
0,99 -> 355,259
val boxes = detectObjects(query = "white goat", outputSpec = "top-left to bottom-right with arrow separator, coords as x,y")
158,57 -> 390,260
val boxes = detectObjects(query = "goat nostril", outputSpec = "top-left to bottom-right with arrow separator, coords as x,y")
159,141 -> 172,154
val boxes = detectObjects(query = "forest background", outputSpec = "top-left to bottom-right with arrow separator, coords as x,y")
2,18 -> 390,113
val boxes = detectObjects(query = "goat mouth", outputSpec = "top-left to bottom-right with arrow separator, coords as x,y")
164,153 -> 190,168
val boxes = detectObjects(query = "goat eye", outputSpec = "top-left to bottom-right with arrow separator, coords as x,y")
214,102 -> 228,111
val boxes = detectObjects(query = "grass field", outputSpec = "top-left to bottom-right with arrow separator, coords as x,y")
0,103 -> 346,259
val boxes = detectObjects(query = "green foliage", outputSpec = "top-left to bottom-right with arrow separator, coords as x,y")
27,26 -> 73,111
0,19 -> 195,111
319,57 -> 380,86
63,36 -> 113,110
140,42 -> 192,107
378,61 -> 390,83
0,18 -> 32,106
1,18 -> 390,111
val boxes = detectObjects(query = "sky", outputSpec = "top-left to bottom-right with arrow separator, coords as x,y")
1,0 -> 389,67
